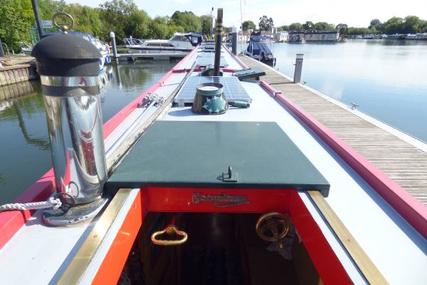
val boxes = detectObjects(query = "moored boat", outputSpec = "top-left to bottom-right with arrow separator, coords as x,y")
0,8 -> 426,285
124,33 -> 203,60
244,32 -> 276,67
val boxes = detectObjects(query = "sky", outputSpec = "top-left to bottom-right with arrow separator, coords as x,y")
65,0 -> 427,28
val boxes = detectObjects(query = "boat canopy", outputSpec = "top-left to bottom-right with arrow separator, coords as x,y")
247,41 -> 274,57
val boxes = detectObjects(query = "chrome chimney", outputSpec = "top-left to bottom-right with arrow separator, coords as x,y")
32,20 -> 107,226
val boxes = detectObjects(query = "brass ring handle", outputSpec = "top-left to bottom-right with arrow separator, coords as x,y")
256,212 -> 290,242
151,225 -> 188,246
52,12 -> 74,32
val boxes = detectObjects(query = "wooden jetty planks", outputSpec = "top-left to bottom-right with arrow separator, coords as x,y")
239,55 -> 427,205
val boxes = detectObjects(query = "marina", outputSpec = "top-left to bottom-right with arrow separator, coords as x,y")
0,2 -> 426,284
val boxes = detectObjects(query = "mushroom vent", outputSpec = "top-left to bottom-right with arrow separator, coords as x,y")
192,83 -> 228,115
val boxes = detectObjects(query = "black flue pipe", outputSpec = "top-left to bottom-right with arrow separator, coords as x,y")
213,8 -> 223,76
31,0 -> 44,39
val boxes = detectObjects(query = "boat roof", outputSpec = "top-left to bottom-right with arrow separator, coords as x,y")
107,121 -> 330,195
0,45 -> 426,284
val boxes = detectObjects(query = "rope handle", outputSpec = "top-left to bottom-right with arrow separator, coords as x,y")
0,196 -> 62,212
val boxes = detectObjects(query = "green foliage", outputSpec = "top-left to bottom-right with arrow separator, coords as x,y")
403,16 -> 421,34
200,15 -> 213,36
369,19 -> 383,33
64,4 -> 103,36
313,22 -> 335,31
0,0 -> 34,51
383,17 -> 404,34
38,0 -> 66,20
99,0 -> 138,40
346,27 -> 372,36
277,25 -> 289,31
302,21 -> 314,31
242,20 -> 256,32
289,23 -> 303,31
336,24 -> 348,34
170,11 -> 201,32
2,0 -> 427,53
259,16 -> 274,31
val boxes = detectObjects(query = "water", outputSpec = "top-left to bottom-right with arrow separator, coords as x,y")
0,61 -> 176,204
272,40 -> 427,143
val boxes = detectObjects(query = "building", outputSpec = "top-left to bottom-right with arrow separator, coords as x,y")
274,32 -> 289,42
304,31 -> 340,42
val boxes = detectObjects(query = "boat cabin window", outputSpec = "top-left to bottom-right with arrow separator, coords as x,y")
170,35 -> 188,42
146,43 -> 163,47
161,43 -> 175,47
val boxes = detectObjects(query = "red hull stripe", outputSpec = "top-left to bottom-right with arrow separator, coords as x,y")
275,92 -> 427,239
0,50 -> 195,249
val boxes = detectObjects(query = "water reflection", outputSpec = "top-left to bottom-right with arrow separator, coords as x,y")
0,61 -> 176,203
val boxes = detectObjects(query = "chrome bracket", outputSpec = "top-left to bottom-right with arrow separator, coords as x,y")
42,198 -> 107,226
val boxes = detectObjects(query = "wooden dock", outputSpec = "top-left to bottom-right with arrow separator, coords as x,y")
0,56 -> 37,87
239,55 -> 427,206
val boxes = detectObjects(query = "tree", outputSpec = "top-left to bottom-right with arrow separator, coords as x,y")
148,17 -> 169,39
383,17 -> 404,34
171,11 -> 201,32
302,21 -> 314,31
313,22 -> 334,31
403,16 -> 421,34
64,4 -> 103,36
336,23 -> 348,34
200,15 -> 213,36
39,0 -> 66,20
289,23 -> 303,31
242,20 -> 256,32
346,27 -> 371,36
0,0 -> 34,51
126,9 -> 151,39
277,25 -> 289,31
420,20 -> 427,32
369,19 -> 383,33
99,0 -> 139,40
258,16 -> 274,31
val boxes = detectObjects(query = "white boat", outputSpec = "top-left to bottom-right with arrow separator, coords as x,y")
124,32 -> 203,60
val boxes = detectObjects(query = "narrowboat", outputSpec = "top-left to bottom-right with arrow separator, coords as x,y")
0,8 -> 426,285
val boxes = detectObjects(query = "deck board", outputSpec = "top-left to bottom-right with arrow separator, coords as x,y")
239,55 -> 427,205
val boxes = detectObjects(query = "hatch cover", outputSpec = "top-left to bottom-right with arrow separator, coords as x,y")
107,121 -> 329,196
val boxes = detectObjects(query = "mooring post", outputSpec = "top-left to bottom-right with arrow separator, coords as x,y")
231,30 -> 238,55
213,8 -> 223,76
293,53 -> 304,83
110,31 -> 118,63
31,0 -> 44,40
32,29 -> 107,226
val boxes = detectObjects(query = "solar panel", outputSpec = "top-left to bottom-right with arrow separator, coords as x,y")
174,76 -> 252,106
196,54 -> 227,67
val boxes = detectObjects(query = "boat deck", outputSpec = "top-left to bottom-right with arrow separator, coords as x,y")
239,55 -> 427,206
1,46 -> 426,285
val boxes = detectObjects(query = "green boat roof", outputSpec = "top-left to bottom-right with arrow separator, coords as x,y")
106,121 -> 329,196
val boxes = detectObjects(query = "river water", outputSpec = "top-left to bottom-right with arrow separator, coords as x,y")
272,40 -> 427,143
0,40 -> 426,203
